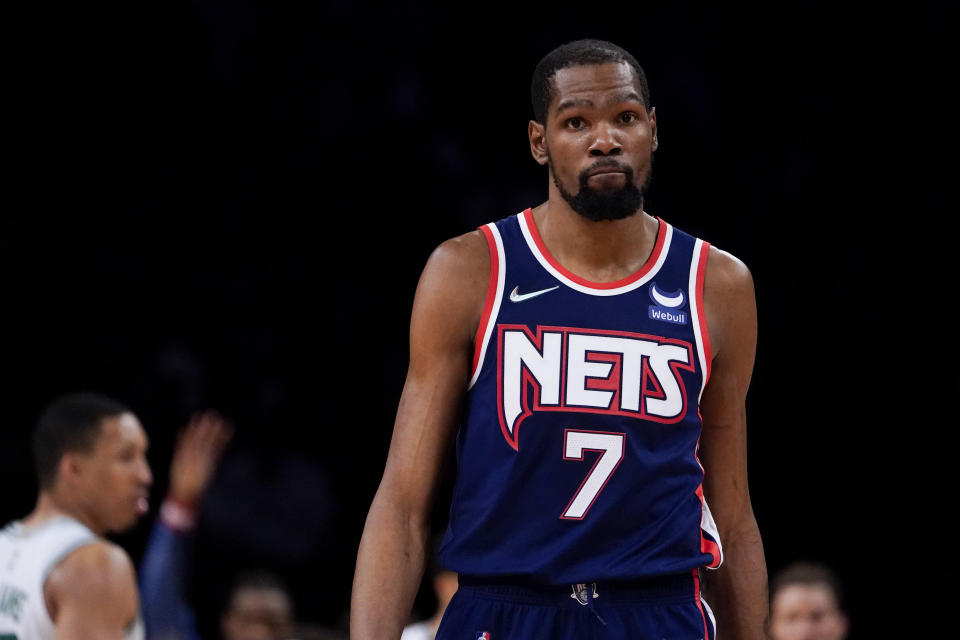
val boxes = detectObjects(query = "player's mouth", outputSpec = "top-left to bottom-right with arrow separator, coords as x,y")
587,166 -> 626,177
585,160 -> 629,178
135,491 -> 150,515
585,164 -> 628,190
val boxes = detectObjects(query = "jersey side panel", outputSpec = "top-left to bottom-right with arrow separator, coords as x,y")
690,238 -> 723,568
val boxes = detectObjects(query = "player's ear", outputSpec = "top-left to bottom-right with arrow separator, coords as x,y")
648,107 -> 658,152
58,453 -> 86,487
837,611 -> 849,638
529,120 -> 549,166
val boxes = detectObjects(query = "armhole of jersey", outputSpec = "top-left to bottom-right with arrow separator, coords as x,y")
469,223 -> 505,390
40,537 -> 99,627
689,239 -> 712,400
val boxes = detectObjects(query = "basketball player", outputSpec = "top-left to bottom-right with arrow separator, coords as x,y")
770,562 -> 848,640
0,392 -> 152,639
352,39 -> 767,638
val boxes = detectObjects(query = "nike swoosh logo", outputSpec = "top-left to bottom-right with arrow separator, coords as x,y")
509,285 -> 559,303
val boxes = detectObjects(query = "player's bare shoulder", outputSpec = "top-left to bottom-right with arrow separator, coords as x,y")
702,245 -> 757,360
44,540 -> 138,626
412,229 -> 491,346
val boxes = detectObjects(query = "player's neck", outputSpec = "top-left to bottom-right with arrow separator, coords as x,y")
534,195 -> 659,283
23,491 -> 104,535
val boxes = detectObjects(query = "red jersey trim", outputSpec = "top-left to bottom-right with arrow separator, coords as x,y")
471,224 -> 501,381
521,208 -> 668,290
693,569 -> 711,639
695,241 -> 712,384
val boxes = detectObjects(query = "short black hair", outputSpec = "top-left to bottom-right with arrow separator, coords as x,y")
230,570 -> 291,597
531,39 -> 651,124
770,561 -> 845,609
32,392 -> 130,489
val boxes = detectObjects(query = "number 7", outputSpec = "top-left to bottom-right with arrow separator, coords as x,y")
561,429 -> 625,520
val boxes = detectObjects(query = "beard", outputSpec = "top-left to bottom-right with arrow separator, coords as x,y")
550,157 -> 651,222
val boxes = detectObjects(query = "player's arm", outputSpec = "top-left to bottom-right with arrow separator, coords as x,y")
45,541 -> 139,640
351,230 -> 489,640
699,247 -> 769,640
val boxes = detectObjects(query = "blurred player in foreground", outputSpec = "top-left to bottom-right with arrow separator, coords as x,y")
770,562 -> 848,640
0,392 -> 152,639
352,38 -> 767,638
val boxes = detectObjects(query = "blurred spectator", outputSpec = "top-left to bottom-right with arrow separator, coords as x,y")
138,411 -> 349,639
769,561 -> 848,640
400,549 -> 458,640
139,412 -> 298,640
220,571 -> 295,640
139,411 -> 229,639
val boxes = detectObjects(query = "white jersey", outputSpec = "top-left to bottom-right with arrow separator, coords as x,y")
0,515 -> 144,640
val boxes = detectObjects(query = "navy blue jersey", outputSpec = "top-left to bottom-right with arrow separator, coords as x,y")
438,209 -> 722,584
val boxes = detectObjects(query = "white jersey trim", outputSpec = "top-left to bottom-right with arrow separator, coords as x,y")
468,223 -> 505,390
702,596 -> 717,637
518,211 -> 673,296
39,537 -> 100,627
700,500 -> 724,568
689,238 -> 710,402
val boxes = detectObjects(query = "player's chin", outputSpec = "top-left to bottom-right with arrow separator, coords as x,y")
106,513 -> 137,533
110,505 -> 146,532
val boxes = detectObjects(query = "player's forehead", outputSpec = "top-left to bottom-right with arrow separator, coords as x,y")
231,587 -> 292,614
94,412 -> 148,451
773,583 -> 839,614
549,62 -> 644,116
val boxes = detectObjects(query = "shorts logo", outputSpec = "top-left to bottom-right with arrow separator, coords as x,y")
476,633 -> 491,640
648,283 -> 687,325
570,582 -> 599,605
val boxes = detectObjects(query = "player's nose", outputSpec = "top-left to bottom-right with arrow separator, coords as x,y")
588,122 -> 623,156
137,457 -> 153,486
794,620 -> 818,640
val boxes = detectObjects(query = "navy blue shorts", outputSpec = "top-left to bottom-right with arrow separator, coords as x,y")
435,572 -> 715,640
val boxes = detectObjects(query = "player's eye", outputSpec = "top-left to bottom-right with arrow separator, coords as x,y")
619,112 -> 638,124
566,117 -> 585,130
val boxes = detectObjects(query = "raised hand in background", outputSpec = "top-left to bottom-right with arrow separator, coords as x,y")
141,410 -> 234,640
167,411 -> 233,508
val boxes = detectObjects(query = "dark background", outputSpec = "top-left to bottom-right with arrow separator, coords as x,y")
2,1 -> 955,637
